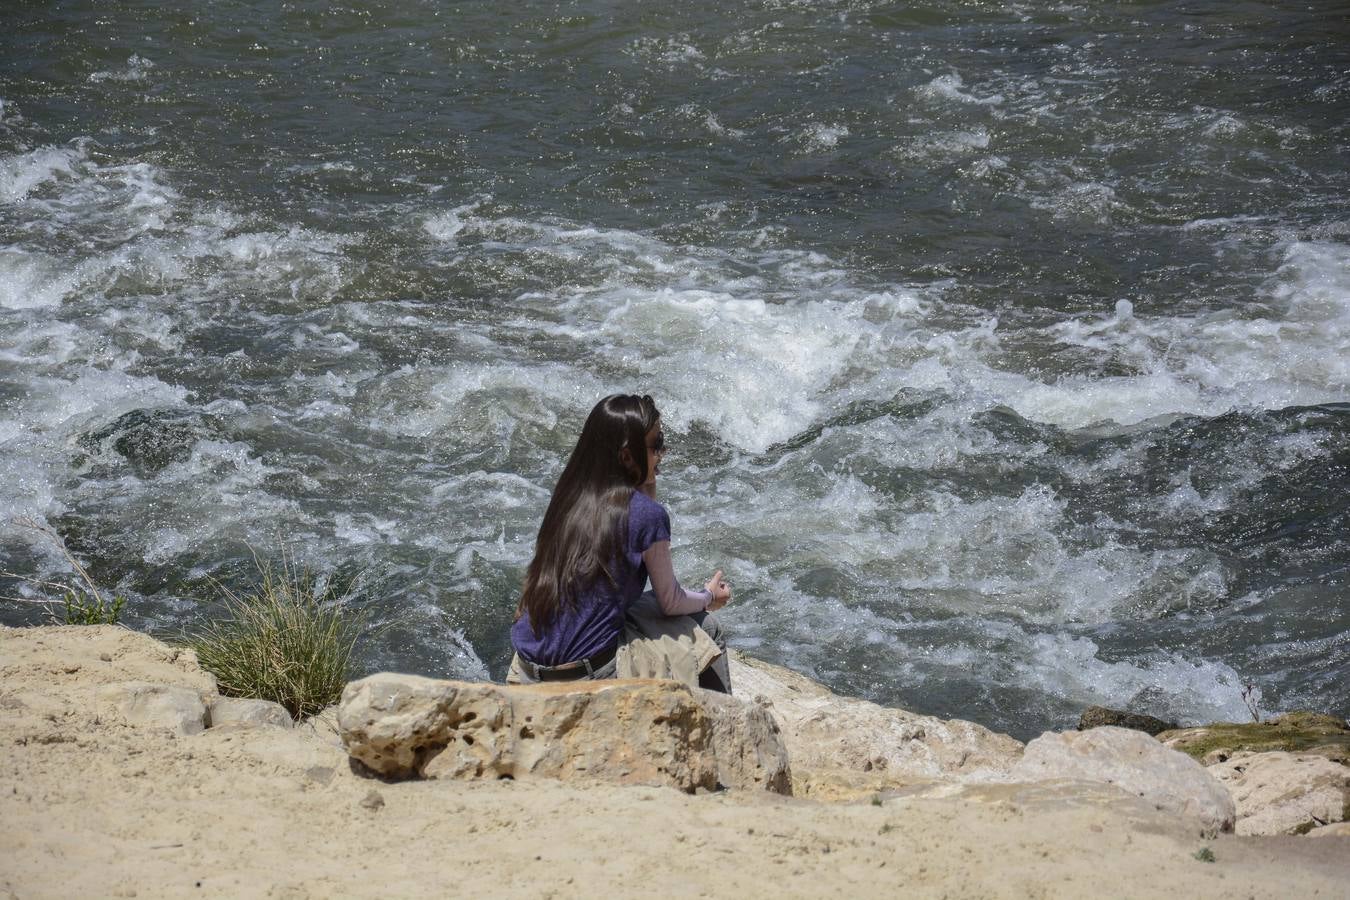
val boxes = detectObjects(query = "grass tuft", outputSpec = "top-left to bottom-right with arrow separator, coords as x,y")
187,550 -> 364,720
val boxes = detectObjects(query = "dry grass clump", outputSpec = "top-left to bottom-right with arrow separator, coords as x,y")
188,553 -> 364,719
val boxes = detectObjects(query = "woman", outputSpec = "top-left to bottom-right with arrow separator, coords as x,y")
508,394 -> 732,691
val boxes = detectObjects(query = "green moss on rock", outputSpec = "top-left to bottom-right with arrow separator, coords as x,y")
1157,711 -> 1350,766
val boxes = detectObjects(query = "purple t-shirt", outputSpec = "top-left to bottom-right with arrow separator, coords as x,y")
511,490 -> 671,666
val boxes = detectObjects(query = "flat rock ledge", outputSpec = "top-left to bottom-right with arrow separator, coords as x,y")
96,681 -> 210,735
1159,712 -> 1350,766
338,673 -> 791,795
728,653 -> 1024,798
1209,751 -> 1350,836
1010,726 -> 1236,837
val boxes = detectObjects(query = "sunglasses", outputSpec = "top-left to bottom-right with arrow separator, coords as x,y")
647,431 -> 666,454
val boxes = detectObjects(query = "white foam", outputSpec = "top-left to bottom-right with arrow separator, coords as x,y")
133,442 -> 307,564
1004,240 -> 1350,428
1202,113 -> 1245,137
627,35 -> 706,66
915,73 -> 1004,107
1011,633 -> 1254,726
333,513 -> 404,546
415,208 -> 935,451
411,200 -> 1350,452
364,362 -> 606,440
896,127 -> 991,162
88,54 -> 156,84
15,368 -> 188,434
702,113 -> 746,140
93,306 -> 184,353
1031,181 -> 1121,225
0,144 -> 83,202
0,366 -> 189,553
672,104 -> 746,140
422,196 -> 490,244
1180,214 -> 1270,232
428,471 -> 550,510
797,122 -> 849,151
0,249 -> 79,309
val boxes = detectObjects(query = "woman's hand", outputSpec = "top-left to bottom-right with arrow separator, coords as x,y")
705,569 -> 731,612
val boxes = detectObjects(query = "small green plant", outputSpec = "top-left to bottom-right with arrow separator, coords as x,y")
2,517 -> 128,626
871,795 -> 884,807
1192,846 -> 1215,863
187,549 -> 364,720
61,588 -> 127,625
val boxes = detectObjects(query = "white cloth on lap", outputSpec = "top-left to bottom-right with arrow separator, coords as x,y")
616,592 -> 722,689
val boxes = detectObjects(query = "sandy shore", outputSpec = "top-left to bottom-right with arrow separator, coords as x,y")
2,625 -> 1347,899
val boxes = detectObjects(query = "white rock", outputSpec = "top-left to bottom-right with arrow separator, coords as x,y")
208,697 -> 294,730
97,681 -> 208,735
1207,751 -> 1350,835
1010,726 -> 1236,836
728,653 -> 1023,798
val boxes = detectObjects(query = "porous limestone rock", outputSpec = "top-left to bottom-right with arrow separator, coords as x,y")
1207,751 -> 1350,835
208,696 -> 294,729
1009,726 -> 1235,836
96,681 -> 208,735
1078,705 -> 1177,736
693,686 -> 791,793
1158,712 -> 1350,766
338,673 -> 791,794
727,653 -> 1023,798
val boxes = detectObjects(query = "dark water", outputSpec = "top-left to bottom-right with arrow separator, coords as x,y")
2,0 -> 1348,739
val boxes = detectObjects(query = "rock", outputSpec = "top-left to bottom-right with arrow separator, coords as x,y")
1157,711 -> 1350,766
890,779 -> 1206,841
1078,705 -> 1177,736
359,789 -> 385,810
304,766 -> 336,786
96,681 -> 208,735
1009,726 -> 1235,836
208,697 -> 293,730
693,687 -> 791,793
728,653 -> 1023,799
338,674 -> 791,794
80,407 -> 224,477
297,705 -> 343,748
1306,821 -> 1350,838
1207,751 -> 1350,835
0,626 -> 217,696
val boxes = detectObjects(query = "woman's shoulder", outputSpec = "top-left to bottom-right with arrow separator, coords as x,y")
628,490 -> 671,535
629,489 -> 668,517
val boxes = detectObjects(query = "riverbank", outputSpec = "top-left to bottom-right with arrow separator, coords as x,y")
2,625 -> 1347,899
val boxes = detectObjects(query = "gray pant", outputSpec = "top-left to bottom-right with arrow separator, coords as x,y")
507,591 -> 730,693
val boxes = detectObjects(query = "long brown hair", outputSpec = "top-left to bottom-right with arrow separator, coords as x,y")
517,394 -> 660,635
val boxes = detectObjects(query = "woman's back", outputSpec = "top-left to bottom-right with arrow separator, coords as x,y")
510,489 -> 670,666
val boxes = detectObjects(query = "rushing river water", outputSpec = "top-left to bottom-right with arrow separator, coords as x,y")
2,1 -> 1348,739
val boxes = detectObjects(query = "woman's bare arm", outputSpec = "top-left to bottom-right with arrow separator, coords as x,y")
642,540 -> 713,615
